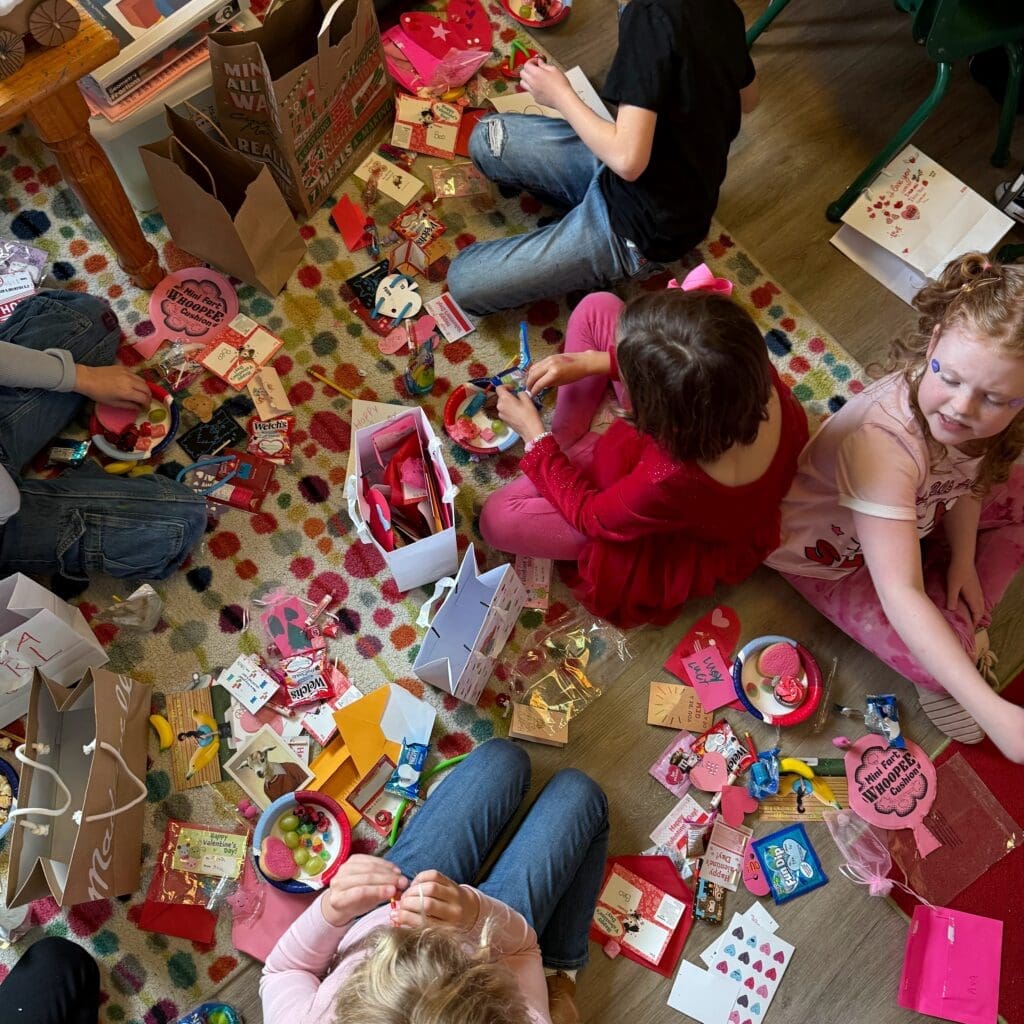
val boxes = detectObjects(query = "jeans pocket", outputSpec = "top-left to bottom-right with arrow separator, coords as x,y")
59,508 -> 189,580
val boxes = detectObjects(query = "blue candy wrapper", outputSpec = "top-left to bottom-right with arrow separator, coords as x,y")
752,824 -> 828,904
384,739 -> 429,801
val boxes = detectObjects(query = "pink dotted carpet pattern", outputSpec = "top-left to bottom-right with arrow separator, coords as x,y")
0,20 -> 866,1024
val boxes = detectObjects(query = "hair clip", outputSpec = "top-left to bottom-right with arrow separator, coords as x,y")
667,263 -> 733,296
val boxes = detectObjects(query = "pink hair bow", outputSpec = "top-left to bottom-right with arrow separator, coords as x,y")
667,263 -> 733,296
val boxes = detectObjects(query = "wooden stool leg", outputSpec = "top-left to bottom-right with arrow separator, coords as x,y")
27,82 -> 163,289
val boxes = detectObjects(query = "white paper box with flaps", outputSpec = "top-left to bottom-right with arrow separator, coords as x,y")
413,544 -> 527,705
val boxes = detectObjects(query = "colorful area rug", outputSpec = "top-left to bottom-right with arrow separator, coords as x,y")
0,21 -> 867,1024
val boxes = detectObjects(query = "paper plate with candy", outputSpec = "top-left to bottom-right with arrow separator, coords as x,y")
252,790 -> 351,894
731,635 -> 822,727
90,380 -> 179,461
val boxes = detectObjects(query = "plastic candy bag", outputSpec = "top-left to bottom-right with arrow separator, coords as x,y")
823,808 -> 898,897
95,583 -> 163,631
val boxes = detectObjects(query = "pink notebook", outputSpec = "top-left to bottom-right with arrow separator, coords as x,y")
898,905 -> 1002,1024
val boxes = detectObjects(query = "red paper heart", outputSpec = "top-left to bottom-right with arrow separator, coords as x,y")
721,784 -> 759,826
690,751 -> 729,793
400,0 -> 492,60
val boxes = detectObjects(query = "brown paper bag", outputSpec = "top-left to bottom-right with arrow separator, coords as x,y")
140,106 -> 306,295
208,0 -> 394,217
5,668 -> 153,908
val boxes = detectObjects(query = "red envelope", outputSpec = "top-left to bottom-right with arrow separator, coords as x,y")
589,855 -> 693,977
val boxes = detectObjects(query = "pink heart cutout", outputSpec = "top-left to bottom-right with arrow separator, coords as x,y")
757,984 -> 769,998
765,967 -> 777,980
743,850 -> 770,897
380,314 -> 437,355
711,607 -> 730,629
721,784 -> 759,826
689,751 -> 729,792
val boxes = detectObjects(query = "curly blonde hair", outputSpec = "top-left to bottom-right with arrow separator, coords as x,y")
334,924 -> 531,1024
878,252 -> 1024,494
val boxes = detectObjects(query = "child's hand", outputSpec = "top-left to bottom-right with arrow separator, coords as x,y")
393,870 -> 478,929
946,557 -> 985,626
495,385 -> 545,442
320,855 -> 407,928
520,58 -> 574,111
527,352 -> 608,392
74,364 -> 151,408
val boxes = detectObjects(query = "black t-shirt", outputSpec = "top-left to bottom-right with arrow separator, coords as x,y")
599,0 -> 754,261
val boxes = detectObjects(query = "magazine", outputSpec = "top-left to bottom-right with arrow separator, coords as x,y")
81,0 -> 249,103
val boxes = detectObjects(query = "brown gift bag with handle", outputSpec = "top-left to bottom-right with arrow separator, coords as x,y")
207,0 -> 394,217
140,105 -> 305,295
5,668 -> 152,908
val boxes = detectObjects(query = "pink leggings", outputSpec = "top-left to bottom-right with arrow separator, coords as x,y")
480,293 -> 630,560
782,465 -> 1024,692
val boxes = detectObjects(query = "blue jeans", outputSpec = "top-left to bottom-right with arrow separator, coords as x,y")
0,292 -> 207,581
447,115 -> 661,316
386,738 -> 609,970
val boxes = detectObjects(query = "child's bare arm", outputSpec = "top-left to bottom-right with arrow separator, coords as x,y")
519,60 -> 656,181
739,77 -> 760,114
855,511 -> 1024,763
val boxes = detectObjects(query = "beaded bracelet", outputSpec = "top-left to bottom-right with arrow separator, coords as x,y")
524,431 -> 553,452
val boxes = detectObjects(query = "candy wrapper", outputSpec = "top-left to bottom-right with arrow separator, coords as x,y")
158,341 -> 205,392
691,721 -> 756,776
247,415 -> 293,465
384,739 -> 429,800
95,583 -> 163,630
835,693 -> 905,748
0,240 -> 47,284
431,162 -> 491,199
752,823 -> 829,904
748,748 -> 780,799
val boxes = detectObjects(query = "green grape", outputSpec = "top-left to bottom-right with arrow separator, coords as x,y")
302,858 -> 322,875
293,847 -> 309,866
279,814 -> 299,832
283,830 -> 300,849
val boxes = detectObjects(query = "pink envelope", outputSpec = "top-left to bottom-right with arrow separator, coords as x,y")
898,905 -> 1002,1024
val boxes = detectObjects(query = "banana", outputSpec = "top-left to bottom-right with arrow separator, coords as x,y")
148,714 -> 174,751
186,736 -> 220,779
778,757 -> 815,780
192,711 -> 219,733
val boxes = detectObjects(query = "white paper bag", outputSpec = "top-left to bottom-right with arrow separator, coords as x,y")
0,575 -> 108,728
831,146 -> 1014,304
413,545 -> 527,705
345,405 -> 457,593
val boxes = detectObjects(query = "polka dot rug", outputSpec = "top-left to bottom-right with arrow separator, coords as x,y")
0,23 -> 867,1024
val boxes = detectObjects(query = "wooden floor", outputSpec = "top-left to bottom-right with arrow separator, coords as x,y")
217,1 -> 1024,1021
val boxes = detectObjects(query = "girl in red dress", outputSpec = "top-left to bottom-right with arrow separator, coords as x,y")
482,272 -> 810,627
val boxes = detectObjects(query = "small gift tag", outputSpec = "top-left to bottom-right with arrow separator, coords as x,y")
374,273 -> 422,321
218,654 -> 276,713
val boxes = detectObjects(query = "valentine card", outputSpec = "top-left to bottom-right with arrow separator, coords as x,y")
680,646 -> 736,713
514,554 -> 552,609
665,606 -> 741,673
668,960 -> 738,1024
198,314 -> 283,391
354,153 -> 424,206
650,792 -> 712,855
707,916 -> 794,1023
648,680 -> 713,732
331,195 -> 372,252
592,863 -> 686,969
424,292 -> 474,342
391,94 -> 463,159
700,819 -> 752,892
299,682 -> 362,747
217,654 -> 276,714
589,856 -> 692,976
247,366 -> 292,422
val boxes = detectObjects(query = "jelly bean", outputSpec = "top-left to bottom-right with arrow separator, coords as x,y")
280,814 -> 299,832
320,849 -> 331,860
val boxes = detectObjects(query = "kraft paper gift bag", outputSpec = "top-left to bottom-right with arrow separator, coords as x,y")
5,668 -> 152,908
208,0 -> 394,217
140,105 -> 305,295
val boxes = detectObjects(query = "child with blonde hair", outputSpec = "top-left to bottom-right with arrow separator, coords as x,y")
767,253 -> 1024,763
261,740 -> 608,1024
481,275 -> 809,628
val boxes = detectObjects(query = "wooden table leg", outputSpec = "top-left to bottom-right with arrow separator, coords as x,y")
27,81 -> 164,289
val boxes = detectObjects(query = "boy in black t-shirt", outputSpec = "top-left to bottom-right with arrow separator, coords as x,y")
447,0 -> 758,317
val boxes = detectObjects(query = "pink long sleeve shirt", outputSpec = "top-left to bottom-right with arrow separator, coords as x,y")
260,887 -> 552,1024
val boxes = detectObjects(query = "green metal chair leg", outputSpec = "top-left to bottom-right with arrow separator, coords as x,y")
746,0 -> 794,47
827,61 -> 952,222
992,42 -> 1022,168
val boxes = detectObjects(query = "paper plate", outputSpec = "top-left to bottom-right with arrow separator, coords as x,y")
443,383 -> 519,456
731,635 -> 822,727
148,267 -> 238,350
500,0 -> 571,28
252,790 -> 351,894
90,381 -> 178,461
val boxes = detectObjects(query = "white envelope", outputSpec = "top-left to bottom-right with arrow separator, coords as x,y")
413,545 -> 527,705
0,574 -> 107,727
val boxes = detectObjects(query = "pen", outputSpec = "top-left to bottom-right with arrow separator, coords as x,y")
307,369 -> 358,400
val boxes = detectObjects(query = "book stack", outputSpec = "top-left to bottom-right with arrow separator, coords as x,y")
80,0 -> 250,114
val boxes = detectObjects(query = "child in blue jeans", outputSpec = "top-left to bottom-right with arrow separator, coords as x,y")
262,739 -> 609,1024
447,0 -> 759,315
0,291 -> 207,582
